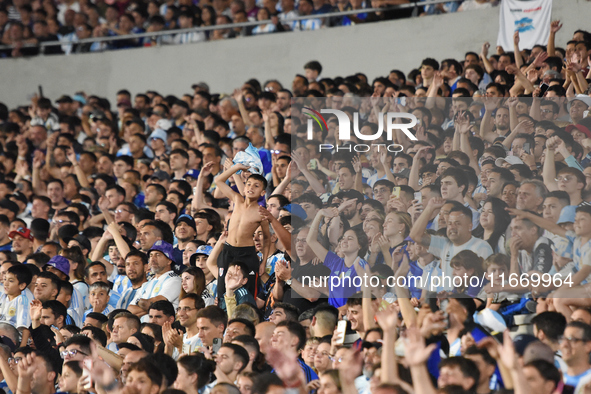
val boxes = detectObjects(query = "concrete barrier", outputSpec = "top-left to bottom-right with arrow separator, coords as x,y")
0,0 -> 588,108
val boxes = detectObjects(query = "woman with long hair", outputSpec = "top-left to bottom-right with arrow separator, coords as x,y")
369,211 -> 412,269
61,246 -> 89,310
141,323 -> 164,353
307,208 -> 369,308
174,354 -> 217,394
180,266 -> 215,306
473,197 -> 511,254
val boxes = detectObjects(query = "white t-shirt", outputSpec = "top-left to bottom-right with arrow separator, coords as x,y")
428,235 -> 494,279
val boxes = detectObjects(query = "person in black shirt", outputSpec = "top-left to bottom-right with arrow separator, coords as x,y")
272,227 -> 329,313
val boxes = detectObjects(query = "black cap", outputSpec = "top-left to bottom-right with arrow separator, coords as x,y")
56,95 -> 73,104
64,234 -> 91,252
0,199 -> 19,215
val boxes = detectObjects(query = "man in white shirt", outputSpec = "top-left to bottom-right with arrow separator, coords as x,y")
163,293 -> 205,357
128,241 -> 181,319
410,198 -> 493,286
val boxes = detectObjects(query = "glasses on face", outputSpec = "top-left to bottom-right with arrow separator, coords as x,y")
61,349 -> 88,359
270,149 -> 288,155
555,176 -> 574,183
176,307 -> 197,313
115,209 -> 130,214
8,357 -> 22,364
559,336 -> 588,345
295,238 -> 306,244
56,220 -> 73,224
328,355 -> 343,363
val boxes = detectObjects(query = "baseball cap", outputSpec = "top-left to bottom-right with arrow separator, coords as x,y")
557,205 -> 577,225
191,82 -> 210,92
176,214 -> 197,232
495,156 -> 524,167
148,240 -> 174,261
10,191 -> 28,206
174,100 -> 190,110
9,227 -> 32,241
184,169 -> 200,179
65,234 -> 92,252
148,128 -> 168,144
566,124 -> 591,139
150,170 -> 171,182
0,199 -> 20,216
195,245 -> 213,256
45,255 -> 70,279
568,94 -> 591,110
55,95 -> 73,104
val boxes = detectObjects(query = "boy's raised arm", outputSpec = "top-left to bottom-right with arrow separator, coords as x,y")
215,163 -> 250,201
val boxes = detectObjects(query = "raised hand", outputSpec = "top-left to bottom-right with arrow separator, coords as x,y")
497,330 -> 517,368
404,325 -> 437,367
505,64 -> 518,75
201,161 -> 215,177
352,155 -> 362,174
337,198 -> 357,213
550,20 -> 562,33
432,71 -> 444,87
320,207 -> 339,218
532,51 -> 549,68
375,303 -> 399,331
223,158 -> 233,172
66,148 -> 77,164
98,196 -> 110,212
427,197 -> 445,211
481,42 -> 490,58
483,97 -> 500,112
30,299 -> 43,322
506,97 -> 518,108
266,348 -> 306,388
455,111 -> 470,134
513,31 -> 519,46
17,352 -> 37,380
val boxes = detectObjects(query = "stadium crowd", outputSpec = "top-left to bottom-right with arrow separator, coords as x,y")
0,0 -> 496,56
1,16 -> 591,394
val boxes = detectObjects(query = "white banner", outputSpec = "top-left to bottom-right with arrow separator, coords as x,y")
497,0 -> 553,51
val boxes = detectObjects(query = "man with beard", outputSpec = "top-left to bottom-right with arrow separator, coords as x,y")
10,227 -> 34,263
15,351 -> 60,394
338,190 -> 364,231
118,250 -> 149,309
172,215 -> 197,272
163,293 -> 205,356
276,89 -> 292,117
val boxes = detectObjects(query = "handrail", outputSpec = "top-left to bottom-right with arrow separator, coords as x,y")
0,0 -> 464,52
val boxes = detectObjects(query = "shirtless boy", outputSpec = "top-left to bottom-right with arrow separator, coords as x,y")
212,161 -> 269,301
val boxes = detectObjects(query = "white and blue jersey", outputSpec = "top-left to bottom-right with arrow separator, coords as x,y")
73,280 -> 90,311
0,292 -> 32,329
112,275 -> 132,295
131,271 -> 182,309
84,304 -> 114,319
